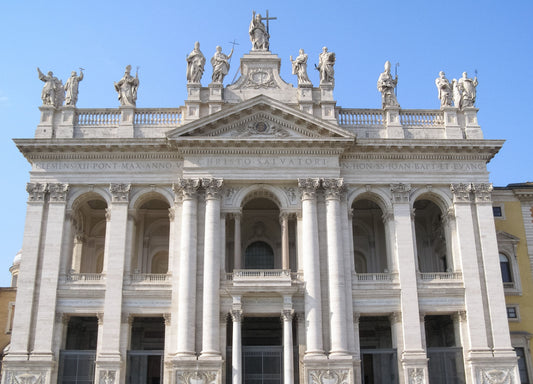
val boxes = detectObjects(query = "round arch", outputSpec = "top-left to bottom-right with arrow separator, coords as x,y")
233,184 -> 289,210
410,187 -> 453,213
69,188 -> 111,211
130,187 -> 173,210
348,187 -> 392,213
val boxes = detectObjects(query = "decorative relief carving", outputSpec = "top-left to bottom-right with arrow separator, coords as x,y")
298,178 -> 320,200
168,207 -> 175,221
48,183 -> 69,202
283,187 -> 298,205
472,183 -> 493,203
232,119 -> 290,138
478,368 -> 515,384
99,370 -> 116,384
408,368 -> 425,384
177,371 -> 218,384
322,178 -> 344,199
450,183 -> 472,202
109,183 -> 130,202
26,183 -> 47,202
5,372 -> 45,384
309,369 -> 350,384
390,183 -> 411,203
174,179 -> 200,200
243,69 -> 277,89
202,178 -> 223,199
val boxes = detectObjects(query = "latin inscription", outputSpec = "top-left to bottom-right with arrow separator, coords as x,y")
341,161 -> 485,172
35,161 -> 182,172
190,156 -> 333,168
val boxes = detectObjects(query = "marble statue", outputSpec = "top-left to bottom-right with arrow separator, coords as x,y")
37,67 -> 64,107
435,71 -> 452,108
290,49 -> 311,86
377,61 -> 399,108
211,46 -> 233,83
458,72 -> 478,108
186,42 -> 206,84
64,69 -> 84,106
114,65 -> 139,107
249,11 -> 269,51
317,47 -> 335,84
452,79 -> 462,109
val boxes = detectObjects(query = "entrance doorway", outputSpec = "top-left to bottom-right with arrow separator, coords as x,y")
126,317 -> 165,384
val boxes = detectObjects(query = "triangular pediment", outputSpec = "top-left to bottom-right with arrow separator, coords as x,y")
166,95 -> 354,143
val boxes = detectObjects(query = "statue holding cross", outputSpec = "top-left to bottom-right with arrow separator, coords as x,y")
249,10 -> 276,51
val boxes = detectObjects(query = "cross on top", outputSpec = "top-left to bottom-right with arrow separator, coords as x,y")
260,10 -> 277,33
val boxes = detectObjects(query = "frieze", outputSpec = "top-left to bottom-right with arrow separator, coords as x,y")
176,371 -> 218,384
190,156 -> 333,169
308,369 -> 350,384
341,160 -> 486,173
478,368 -> 516,384
4,372 -> 45,384
34,160 -> 182,173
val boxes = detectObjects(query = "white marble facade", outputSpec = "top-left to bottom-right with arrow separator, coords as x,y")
2,15 -> 520,384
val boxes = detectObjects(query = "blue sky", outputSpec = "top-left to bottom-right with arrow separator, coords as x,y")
0,0 -> 531,285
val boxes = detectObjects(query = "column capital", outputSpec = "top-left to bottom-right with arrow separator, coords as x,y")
322,178 -> 345,200
281,309 -> 294,322
382,208 -> 394,223
389,312 -> 401,324
26,182 -> 47,202
202,178 -> 224,199
442,207 -> 456,224
279,211 -> 290,224
472,183 -> 493,203
230,211 -> 242,221
231,309 -> 243,322
97,312 -> 104,325
105,208 -> 111,222
390,183 -> 411,204
450,183 -> 472,203
453,310 -> 467,322
173,178 -> 200,200
298,178 -> 320,200
353,312 -> 361,323
164,313 -> 171,326
109,183 -> 131,203
48,183 -> 69,202
168,207 -> 175,221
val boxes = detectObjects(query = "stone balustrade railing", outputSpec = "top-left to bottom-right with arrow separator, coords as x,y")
337,109 -> 384,126
418,271 -> 463,281
399,110 -> 444,126
77,109 -> 121,125
130,273 -> 171,283
66,273 -> 104,282
232,269 -> 291,279
354,272 -> 395,282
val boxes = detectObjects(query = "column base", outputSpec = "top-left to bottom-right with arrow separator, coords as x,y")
166,358 -> 223,384
95,357 -> 123,384
303,357 -> 354,384
199,351 -> 223,360
401,350 -> 429,384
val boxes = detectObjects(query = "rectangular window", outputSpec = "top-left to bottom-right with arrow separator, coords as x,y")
516,347 -> 530,383
493,206 -> 503,217
507,307 -> 517,319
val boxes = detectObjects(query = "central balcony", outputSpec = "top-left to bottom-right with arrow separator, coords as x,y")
226,269 -> 296,287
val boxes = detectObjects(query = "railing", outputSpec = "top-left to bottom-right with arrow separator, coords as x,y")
66,273 -> 103,282
400,110 -> 444,126
419,272 -> 462,281
77,109 -> 121,125
232,269 -> 291,279
131,273 -> 170,283
355,272 -> 394,282
134,108 -> 182,126
338,109 -> 383,126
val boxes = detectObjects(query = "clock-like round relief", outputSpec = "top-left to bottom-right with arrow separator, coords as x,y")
254,121 -> 268,133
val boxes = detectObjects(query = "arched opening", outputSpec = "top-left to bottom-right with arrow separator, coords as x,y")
499,253 -> 513,283
70,196 -> 108,274
352,199 -> 389,273
133,197 -> 170,274
245,241 -> 275,269
414,199 -> 449,273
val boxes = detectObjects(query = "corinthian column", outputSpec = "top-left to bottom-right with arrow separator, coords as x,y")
298,178 -> 324,356
322,178 -> 349,356
282,309 -> 295,384
201,178 -> 223,358
174,178 -> 200,357
280,212 -> 290,270
231,307 -> 243,384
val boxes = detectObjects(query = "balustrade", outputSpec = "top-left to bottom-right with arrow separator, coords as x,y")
134,108 -> 182,126
354,272 -> 394,282
338,109 -> 383,126
418,271 -> 462,281
77,109 -> 121,126
66,273 -> 103,282
130,273 -> 170,283
399,110 -> 444,126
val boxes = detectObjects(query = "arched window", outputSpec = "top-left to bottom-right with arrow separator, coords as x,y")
245,241 -> 274,269
499,253 -> 513,283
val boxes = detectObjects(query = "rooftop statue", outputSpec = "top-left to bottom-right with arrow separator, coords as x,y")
377,61 -> 399,108
290,49 -> 312,86
64,68 -> 84,107
37,67 -> 64,108
458,72 -> 478,108
452,78 -> 462,109
211,46 -> 233,84
186,41 -> 206,84
317,47 -> 335,84
249,11 -> 269,51
114,65 -> 139,107
435,71 -> 452,108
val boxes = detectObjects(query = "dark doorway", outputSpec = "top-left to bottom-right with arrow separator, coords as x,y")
127,317 -> 165,384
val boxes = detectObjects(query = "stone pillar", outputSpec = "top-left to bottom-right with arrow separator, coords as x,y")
280,212 -> 290,270
449,184 -> 491,357
323,178 -> 349,356
96,183 -> 131,380
231,297 -> 243,384
463,107 -> 483,139
56,105 -> 76,138
389,184 -> 428,382
353,313 -> 362,384
442,106 -> 463,139
201,178 -> 223,359
233,213 -> 242,270
168,193 -> 181,356
5,183 -> 47,361
175,178 -> 200,357
185,83 -> 201,122
282,308 -> 295,384
297,84 -> 314,115
118,106 -> 135,138
71,232 -> 85,273
35,105 -> 56,138
298,178 -> 324,357
471,184 -> 516,358
220,213 -> 226,276
31,183 -> 70,361
382,209 -> 397,272
341,194 -> 356,356
384,106 -> 403,139
208,83 -> 223,114
319,83 -> 336,121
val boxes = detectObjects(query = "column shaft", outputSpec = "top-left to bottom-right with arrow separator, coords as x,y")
234,213 -> 241,270
232,310 -> 242,384
281,213 -> 290,270
283,310 -> 294,384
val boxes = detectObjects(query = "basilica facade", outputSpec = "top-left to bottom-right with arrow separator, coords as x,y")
2,14 -> 520,384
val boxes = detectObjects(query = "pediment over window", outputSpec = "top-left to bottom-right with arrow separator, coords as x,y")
166,95 -> 354,144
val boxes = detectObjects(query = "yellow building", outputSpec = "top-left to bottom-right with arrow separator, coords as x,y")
0,251 -> 19,374
493,183 -> 533,383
